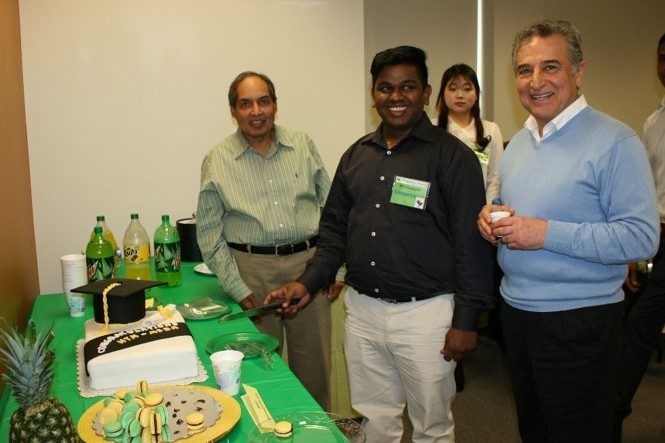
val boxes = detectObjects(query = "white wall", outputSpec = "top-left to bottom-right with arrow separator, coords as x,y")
20,0 -> 366,293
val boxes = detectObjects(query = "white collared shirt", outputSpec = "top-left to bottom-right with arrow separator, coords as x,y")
525,95 -> 588,143
643,95 -> 665,221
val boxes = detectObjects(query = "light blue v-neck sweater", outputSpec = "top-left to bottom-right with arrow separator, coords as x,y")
498,107 -> 659,312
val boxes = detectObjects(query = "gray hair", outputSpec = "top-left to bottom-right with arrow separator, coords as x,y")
511,20 -> 583,73
228,71 -> 277,108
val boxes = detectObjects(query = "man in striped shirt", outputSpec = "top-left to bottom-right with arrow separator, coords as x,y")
197,71 -> 340,409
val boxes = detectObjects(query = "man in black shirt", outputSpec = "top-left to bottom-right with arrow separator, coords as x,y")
266,46 -> 494,442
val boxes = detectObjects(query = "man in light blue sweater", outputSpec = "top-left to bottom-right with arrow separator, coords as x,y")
478,20 -> 659,443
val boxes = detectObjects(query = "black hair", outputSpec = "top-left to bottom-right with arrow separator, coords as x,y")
435,64 -> 491,150
370,46 -> 428,88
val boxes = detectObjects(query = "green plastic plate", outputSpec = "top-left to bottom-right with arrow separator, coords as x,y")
205,332 -> 279,357
247,411 -> 364,442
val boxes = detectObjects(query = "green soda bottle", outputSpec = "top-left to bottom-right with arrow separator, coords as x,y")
154,214 -> 181,287
123,213 -> 152,280
86,226 -> 115,282
90,215 -> 120,273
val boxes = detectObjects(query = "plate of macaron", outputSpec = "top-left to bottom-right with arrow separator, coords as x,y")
77,380 -> 241,442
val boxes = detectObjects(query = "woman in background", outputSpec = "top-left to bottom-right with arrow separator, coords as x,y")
436,63 -> 504,204
435,63 -> 505,391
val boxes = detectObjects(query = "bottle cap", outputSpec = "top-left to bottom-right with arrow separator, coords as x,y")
94,226 -> 103,234
71,278 -> 166,324
161,215 -> 170,222
131,213 -> 139,219
97,215 -> 105,221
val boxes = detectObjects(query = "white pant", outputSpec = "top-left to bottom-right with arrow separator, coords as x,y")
344,287 -> 456,443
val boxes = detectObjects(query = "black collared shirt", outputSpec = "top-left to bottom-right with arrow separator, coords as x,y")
299,114 -> 494,330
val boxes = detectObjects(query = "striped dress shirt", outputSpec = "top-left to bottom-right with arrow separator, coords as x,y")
197,125 -> 331,301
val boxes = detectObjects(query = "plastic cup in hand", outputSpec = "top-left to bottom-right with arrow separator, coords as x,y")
490,211 -> 510,223
60,254 -> 87,317
210,350 -> 244,395
490,211 -> 510,242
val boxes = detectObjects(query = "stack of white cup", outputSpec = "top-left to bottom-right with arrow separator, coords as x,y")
60,253 -> 88,317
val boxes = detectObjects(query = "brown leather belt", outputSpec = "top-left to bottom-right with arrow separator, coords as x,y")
228,235 -> 318,256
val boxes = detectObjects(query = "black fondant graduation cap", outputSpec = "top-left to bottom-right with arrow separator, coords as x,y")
71,278 -> 166,324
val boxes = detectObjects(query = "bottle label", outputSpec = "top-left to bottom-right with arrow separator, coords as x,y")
124,243 -> 150,263
154,241 -> 181,273
87,256 -> 115,282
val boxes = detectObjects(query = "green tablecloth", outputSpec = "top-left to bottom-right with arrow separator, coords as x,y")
0,262 -> 322,442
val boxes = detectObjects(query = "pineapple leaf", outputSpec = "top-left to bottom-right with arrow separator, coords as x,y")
0,319 -> 56,408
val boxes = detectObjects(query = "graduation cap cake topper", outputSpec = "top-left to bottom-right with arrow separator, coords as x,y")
71,278 -> 166,326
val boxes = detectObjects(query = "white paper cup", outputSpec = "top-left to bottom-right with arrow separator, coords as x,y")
61,254 -> 87,317
490,211 -> 511,223
210,350 -> 244,395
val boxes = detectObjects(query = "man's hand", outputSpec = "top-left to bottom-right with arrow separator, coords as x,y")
328,281 -> 345,302
624,262 -> 642,293
478,204 -> 514,244
264,282 -> 311,316
441,328 -> 478,362
239,293 -> 262,310
239,293 -> 267,324
493,215 -> 547,250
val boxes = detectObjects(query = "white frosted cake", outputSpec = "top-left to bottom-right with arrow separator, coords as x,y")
82,308 -> 199,390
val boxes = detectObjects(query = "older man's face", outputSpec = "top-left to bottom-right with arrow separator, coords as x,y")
231,76 -> 277,147
515,34 -> 585,132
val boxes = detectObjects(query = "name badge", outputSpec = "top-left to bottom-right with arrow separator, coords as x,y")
390,176 -> 430,210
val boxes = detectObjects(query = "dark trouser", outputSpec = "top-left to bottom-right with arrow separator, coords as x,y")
501,301 -> 623,443
615,235 -> 665,431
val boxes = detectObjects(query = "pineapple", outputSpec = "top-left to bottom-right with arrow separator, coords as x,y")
0,320 -> 78,442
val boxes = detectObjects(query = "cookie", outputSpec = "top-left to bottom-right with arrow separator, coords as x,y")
130,396 -> 146,408
274,421 -> 293,438
128,418 -> 142,438
149,411 -> 162,436
143,393 -> 163,407
136,380 -> 150,397
138,407 -> 152,428
154,405 -> 168,425
98,407 -> 119,425
107,399 -> 125,415
186,411 -> 205,435
103,420 -> 123,439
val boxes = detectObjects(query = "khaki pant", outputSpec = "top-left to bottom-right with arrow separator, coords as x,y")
231,248 -> 331,410
345,287 -> 456,442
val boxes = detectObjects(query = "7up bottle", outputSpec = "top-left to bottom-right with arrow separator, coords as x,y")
154,214 -> 181,287
123,213 -> 152,280
86,226 -> 115,282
